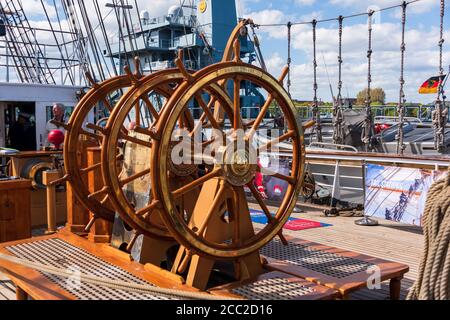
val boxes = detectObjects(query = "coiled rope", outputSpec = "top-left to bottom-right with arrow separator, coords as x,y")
407,172 -> 450,300
0,253 -> 241,300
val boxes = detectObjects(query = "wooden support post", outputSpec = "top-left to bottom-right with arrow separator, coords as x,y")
390,276 -> 402,300
43,170 -> 62,235
66,139 -> 94,236
66,184 -> 89,236
16,287 -> 28,301
171,179 -> 264,291
87,147 -> 113,243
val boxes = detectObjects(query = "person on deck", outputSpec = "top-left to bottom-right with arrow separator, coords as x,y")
45,103 -> 66,147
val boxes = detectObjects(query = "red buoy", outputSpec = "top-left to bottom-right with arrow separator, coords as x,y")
48,129 -> 65,149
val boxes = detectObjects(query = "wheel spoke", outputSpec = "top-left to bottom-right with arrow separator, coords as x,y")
141,95 -> 160,121
134,102 -> 141,127
80,129 -> 103,142
120,168 -> 151,187
195,93 -> 221,131
190,113 -> 207,138
256,166 -> 296,185
119,133 -> 153,148
102,98 -> 113,112
247,182 -> 288,245
86,123 -> 105,133
136,200 -> 161,217
246,95 -> 274,141
231,186 -> 242,246
247,183 -> 271,219
88,186 -> 109,200
258,130 -> 296,153
172,168 -> 222,199
133,126 -> 154,137
234,77 -> 242,130
80,162 -> 101,175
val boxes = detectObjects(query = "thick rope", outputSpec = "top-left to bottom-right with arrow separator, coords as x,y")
287,21 -> 292,96
311,19 -> 323,143
0,253 -> 241,300
433,0 -> 447,152
407,172 -> 450,300
333,16 -> 345,145
362,10 -> 375,152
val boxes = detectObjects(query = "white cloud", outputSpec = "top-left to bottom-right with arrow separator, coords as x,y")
295,0 -> 317,5
0,0 -> 447,104
329,0 -> 438,16
246,2 -> 448,104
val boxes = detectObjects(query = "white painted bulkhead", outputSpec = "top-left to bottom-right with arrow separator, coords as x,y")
0,82 -> 83,149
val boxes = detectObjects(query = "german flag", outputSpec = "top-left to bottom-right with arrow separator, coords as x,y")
419,75 -> 446,94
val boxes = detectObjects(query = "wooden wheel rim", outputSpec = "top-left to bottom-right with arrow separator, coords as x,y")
104,69 -> 235,239
154,62 -> 305,259
65,75 -> 132,222
102,70 -> 182,239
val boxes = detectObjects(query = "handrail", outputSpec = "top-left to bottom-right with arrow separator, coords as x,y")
308,142 -> 358,153
375,116 -> 423,124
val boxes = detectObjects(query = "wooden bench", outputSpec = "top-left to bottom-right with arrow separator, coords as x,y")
0,229 -> 199,300
261,237 -> 410,300
0,229 -> 409,300
0,230 -> 338,301
209,271 -> 339,300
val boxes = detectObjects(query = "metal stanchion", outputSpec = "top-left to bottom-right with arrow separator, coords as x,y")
355,161 -> 379,226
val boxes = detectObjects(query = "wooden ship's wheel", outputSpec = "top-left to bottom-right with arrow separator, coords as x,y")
100,66 -> 235,241
62,20 -> 306,291
62,20 -> 256,232
152,64 -> 304,253
144,44 -> 304,288
62,58 -> 172,230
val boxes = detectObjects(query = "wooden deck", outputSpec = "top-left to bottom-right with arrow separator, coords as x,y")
0,203 -> 422,300
283,203 -> 421,300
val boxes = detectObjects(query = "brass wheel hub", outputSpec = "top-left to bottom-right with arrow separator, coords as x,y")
220,142 -> 257,187
167,142 -> 198,177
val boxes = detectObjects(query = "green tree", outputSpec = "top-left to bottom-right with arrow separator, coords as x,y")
356,88 -> 386,105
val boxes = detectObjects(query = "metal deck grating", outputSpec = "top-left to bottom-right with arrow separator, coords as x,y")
261,239 -> 375,279
6,238 -> 181,300
231,277 -> 315,300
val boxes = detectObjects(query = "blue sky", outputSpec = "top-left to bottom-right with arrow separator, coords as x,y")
3,0 -> 448,104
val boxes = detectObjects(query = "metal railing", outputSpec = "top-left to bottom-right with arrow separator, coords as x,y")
296,105 -> 450,123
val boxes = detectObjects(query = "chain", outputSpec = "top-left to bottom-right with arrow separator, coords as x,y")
434,0 -> 447,152
312,19 -> 322,142
287,21 -> 292,96
333,15 -> 345,145
397,1 -> 407,155
362,10 -> 374,151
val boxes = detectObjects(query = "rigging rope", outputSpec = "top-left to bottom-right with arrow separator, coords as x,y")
254,0 -> 423,27
39,0 -> 74,85
397,1 -> 407,155
311,19 -> 322,142
407,171 -> 450,300
362,10 -> 375,151
93,0 -> 118,77
250,24 -> 266,71
287,21 -> 292,96
333,16 -> 345,145
433,0 -> 447,152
